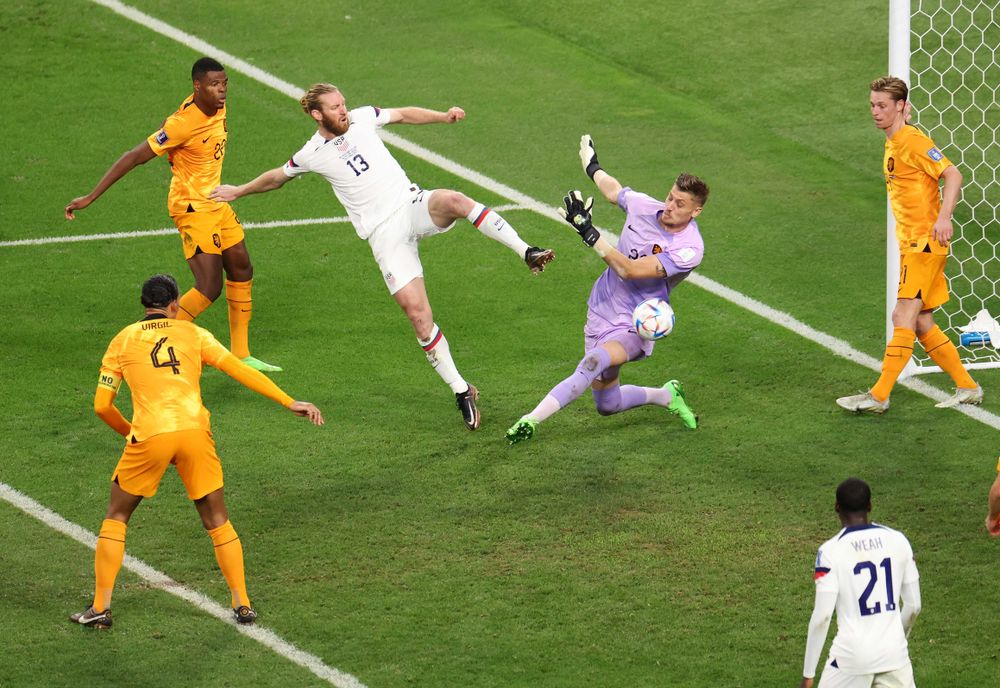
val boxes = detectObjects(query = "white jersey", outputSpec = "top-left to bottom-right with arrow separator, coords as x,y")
813,523 -> 919,674
282,106 -> 413,239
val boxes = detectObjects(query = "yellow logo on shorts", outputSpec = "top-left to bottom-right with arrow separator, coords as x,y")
212,234 -> 221,248
183,232 -> 193,245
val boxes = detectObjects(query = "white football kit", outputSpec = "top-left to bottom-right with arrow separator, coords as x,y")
282,106 -> 451,294
804,523 -> 921,688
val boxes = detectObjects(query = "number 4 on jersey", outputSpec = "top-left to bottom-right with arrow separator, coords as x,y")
151,337 -> 181,375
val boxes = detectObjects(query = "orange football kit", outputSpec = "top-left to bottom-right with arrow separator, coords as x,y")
96,316 -> 292,499
147,97 -> 245,260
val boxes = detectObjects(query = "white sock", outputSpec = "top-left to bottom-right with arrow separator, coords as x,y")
418,324 -> 468,394
467,203 -> 530,257
527,394 -> 561,423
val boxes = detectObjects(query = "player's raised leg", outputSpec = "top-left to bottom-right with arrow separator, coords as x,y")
428,189 -> 554,274
393,277 -> 480,430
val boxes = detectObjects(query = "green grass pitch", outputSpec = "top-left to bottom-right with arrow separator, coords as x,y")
1,1 -> 998,686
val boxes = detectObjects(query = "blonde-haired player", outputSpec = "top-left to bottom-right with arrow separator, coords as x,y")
211,83 -> 555,431
69,274 -> 323,628
837,76 -> 981,413
65,57 -> 280,373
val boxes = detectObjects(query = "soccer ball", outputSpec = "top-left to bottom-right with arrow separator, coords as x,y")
632,298 -> 675,341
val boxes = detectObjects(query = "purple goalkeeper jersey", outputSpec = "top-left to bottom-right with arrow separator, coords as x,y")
584,187 -> 704,347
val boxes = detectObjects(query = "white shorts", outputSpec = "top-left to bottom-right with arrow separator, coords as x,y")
368,186 -> 454,294
817,658 -> 915,688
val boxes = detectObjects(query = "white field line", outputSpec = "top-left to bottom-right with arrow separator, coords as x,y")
1,205 -> 529,248
689,273 -> 1000,430
0,481 -> 366,688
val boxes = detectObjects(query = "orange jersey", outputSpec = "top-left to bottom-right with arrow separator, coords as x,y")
147,96 -> 228,216
98,316 -> 230,440
883,125 -> 953,254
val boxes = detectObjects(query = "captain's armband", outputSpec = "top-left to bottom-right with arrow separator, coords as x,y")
97,370 -> 122,392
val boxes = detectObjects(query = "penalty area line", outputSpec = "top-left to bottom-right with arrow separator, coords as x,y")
0,481 -> 367,688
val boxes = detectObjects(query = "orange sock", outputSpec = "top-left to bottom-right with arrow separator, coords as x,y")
225,279 -> 252,359
871,327 -> 916,401
177,288 -> 213,322
93,519 -> 127,612
919,325 -> 977,388
208,520 -> 250,608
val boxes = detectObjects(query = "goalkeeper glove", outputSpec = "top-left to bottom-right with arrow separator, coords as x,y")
559,190 -> 600,247
579,134 -> 602,179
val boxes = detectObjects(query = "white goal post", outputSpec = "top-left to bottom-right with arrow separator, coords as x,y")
888,0 -> 1000,377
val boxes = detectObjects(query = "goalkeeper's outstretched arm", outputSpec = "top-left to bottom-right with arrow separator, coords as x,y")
578,135 -> 623,204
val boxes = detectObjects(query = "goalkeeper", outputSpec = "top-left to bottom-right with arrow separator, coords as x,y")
506,136 -> 708,444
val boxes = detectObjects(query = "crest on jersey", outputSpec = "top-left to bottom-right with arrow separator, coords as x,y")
927,147 -> 943,161
154,130 -> 168,145
651,244 -> 663,254
335,136 -> 350,153
887,157 -> 895,173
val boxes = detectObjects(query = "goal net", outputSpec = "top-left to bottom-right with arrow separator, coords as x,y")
889,0 -> 1000,375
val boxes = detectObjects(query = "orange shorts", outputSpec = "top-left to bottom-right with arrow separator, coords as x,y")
897,251 -> 948,310
112,429 -> 223,500
172,203 -> 245,260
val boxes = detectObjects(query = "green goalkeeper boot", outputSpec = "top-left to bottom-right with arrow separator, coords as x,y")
664,380 -> 698,429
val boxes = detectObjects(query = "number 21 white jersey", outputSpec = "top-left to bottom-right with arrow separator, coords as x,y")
282,106 -> 413,240
813,523 -> 919,674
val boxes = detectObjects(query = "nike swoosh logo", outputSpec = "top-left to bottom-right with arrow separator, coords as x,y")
202,136 -> 211,143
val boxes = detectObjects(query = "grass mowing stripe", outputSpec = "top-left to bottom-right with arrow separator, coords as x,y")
0,480 -> 368,688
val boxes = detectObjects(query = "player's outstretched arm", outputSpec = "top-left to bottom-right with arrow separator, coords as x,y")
387,106 -> 465,125
214,354 -> 324,425
210,167 -> 291,203
65,141 -> 157,219
93,386 -> 131,437
558,190 -> 666,280
578,135 -> 622,204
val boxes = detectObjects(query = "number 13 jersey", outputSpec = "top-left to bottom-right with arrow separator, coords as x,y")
813,523 -> 920,674
282,106 -> 413,240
